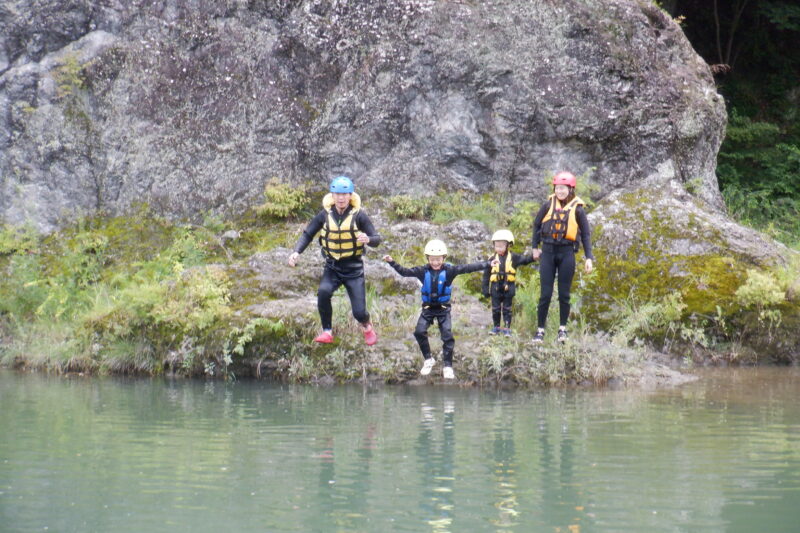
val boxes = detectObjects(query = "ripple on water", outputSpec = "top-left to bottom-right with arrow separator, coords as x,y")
2,370 -> 800,532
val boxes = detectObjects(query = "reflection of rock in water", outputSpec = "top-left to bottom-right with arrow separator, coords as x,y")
492,421 -> 519,528
312,423 -> 377,531
537,394 -> 593,531
417,401 -> 456,532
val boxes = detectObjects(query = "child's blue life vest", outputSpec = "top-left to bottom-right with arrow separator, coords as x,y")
421,267 -> 451,305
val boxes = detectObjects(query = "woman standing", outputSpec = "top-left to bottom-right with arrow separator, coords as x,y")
531,172 -> 594,343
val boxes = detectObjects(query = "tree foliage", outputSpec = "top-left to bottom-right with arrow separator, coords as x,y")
670,0 -> 800,244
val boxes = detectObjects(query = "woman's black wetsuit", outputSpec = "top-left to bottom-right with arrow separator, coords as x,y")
531,200 -> 593,328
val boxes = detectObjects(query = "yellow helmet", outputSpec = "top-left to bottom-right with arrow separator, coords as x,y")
424,239 -> 448,256
491,229 -> 514,245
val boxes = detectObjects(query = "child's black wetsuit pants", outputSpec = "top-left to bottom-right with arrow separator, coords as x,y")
414,306 -> 454,366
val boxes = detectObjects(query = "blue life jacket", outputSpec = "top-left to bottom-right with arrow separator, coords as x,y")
421,267 -> 451,305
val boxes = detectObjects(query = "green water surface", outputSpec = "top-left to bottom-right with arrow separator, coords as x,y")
1,368 -> 799,532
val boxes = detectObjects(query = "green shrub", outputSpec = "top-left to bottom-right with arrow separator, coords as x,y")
0,254 -> 48,318
735,269 -> 785,309
607,292 -> 687,348
226,317 -> 284,356
62,232 -> 109,288
162,229 -> 207,267
508,200 -> 540,242
150,265 -> 231,334
734,268 -> 787,338
0,212 -> 246,375
54,55 -> 85,100
81,280 -> 169,341
0,321 -> 88,372
430,191 -> 510,228
255,178 -> 311,219
0,224 -> 39,256
12,230 -> 110,321
202,212 -> 226,233
508,268 -> 540,332
388,194 -> 432,220
721,186 -> 800,246
53,54 -> 92,125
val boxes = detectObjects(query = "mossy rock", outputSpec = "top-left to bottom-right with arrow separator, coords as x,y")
587,187 -> 800,362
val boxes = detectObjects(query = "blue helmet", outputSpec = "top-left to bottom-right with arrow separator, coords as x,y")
330,175 -> 354,193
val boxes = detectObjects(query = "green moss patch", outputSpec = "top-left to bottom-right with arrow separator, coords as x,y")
585,191 -> 799,362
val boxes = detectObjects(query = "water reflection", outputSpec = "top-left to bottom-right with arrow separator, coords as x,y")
310,425 -> 378,531
491,411 -> 518,530
303,388 -> 381,533
1,370 -> 799,533
416,398 -> 456,532
534,392 -> 592,532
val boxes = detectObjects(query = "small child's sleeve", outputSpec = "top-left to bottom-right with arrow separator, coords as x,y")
482,261 -> 491,296
389,261 -> 424,280
515,252 -> 536,267
451,260 -> 491,278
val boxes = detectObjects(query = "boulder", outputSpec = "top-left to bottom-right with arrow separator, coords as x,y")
2,0 -> 724,231
590,182 -> 790,267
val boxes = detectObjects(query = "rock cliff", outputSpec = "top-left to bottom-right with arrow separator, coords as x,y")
2,0 -> 726,232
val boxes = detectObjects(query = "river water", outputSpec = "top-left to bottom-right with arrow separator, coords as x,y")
1,368 -> 799,532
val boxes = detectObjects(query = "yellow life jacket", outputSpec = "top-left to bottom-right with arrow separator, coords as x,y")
489,253 -> 515,283
318,192 -> 363,260
541,194 -> 585,242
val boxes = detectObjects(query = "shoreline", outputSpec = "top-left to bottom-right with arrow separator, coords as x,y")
2,345 -> 698,388
2,203 -> 797,382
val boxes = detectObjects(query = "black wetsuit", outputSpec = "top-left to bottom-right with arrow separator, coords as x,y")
531,201 -> 593,328
294,207 -> 381,330
481,252 -> 535,328
388,260 -> 489,367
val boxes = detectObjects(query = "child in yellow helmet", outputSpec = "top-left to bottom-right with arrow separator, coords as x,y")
482,229 -> 536,336
384,240 -> 497,380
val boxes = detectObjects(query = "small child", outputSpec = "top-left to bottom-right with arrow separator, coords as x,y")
383,239 -> 496,380
482,230 -> 535,337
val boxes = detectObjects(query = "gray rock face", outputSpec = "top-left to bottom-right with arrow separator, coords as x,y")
1,0 -> 725,231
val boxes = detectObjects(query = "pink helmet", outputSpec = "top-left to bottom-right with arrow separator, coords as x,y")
553,171 -> 577,188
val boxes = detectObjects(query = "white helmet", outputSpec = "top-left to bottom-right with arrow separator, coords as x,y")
491,229 -> 514,245
424,239 -> 448,256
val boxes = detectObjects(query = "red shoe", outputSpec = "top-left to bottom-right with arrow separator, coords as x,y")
314,331 -> 334,343
363,326 -> 378,346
